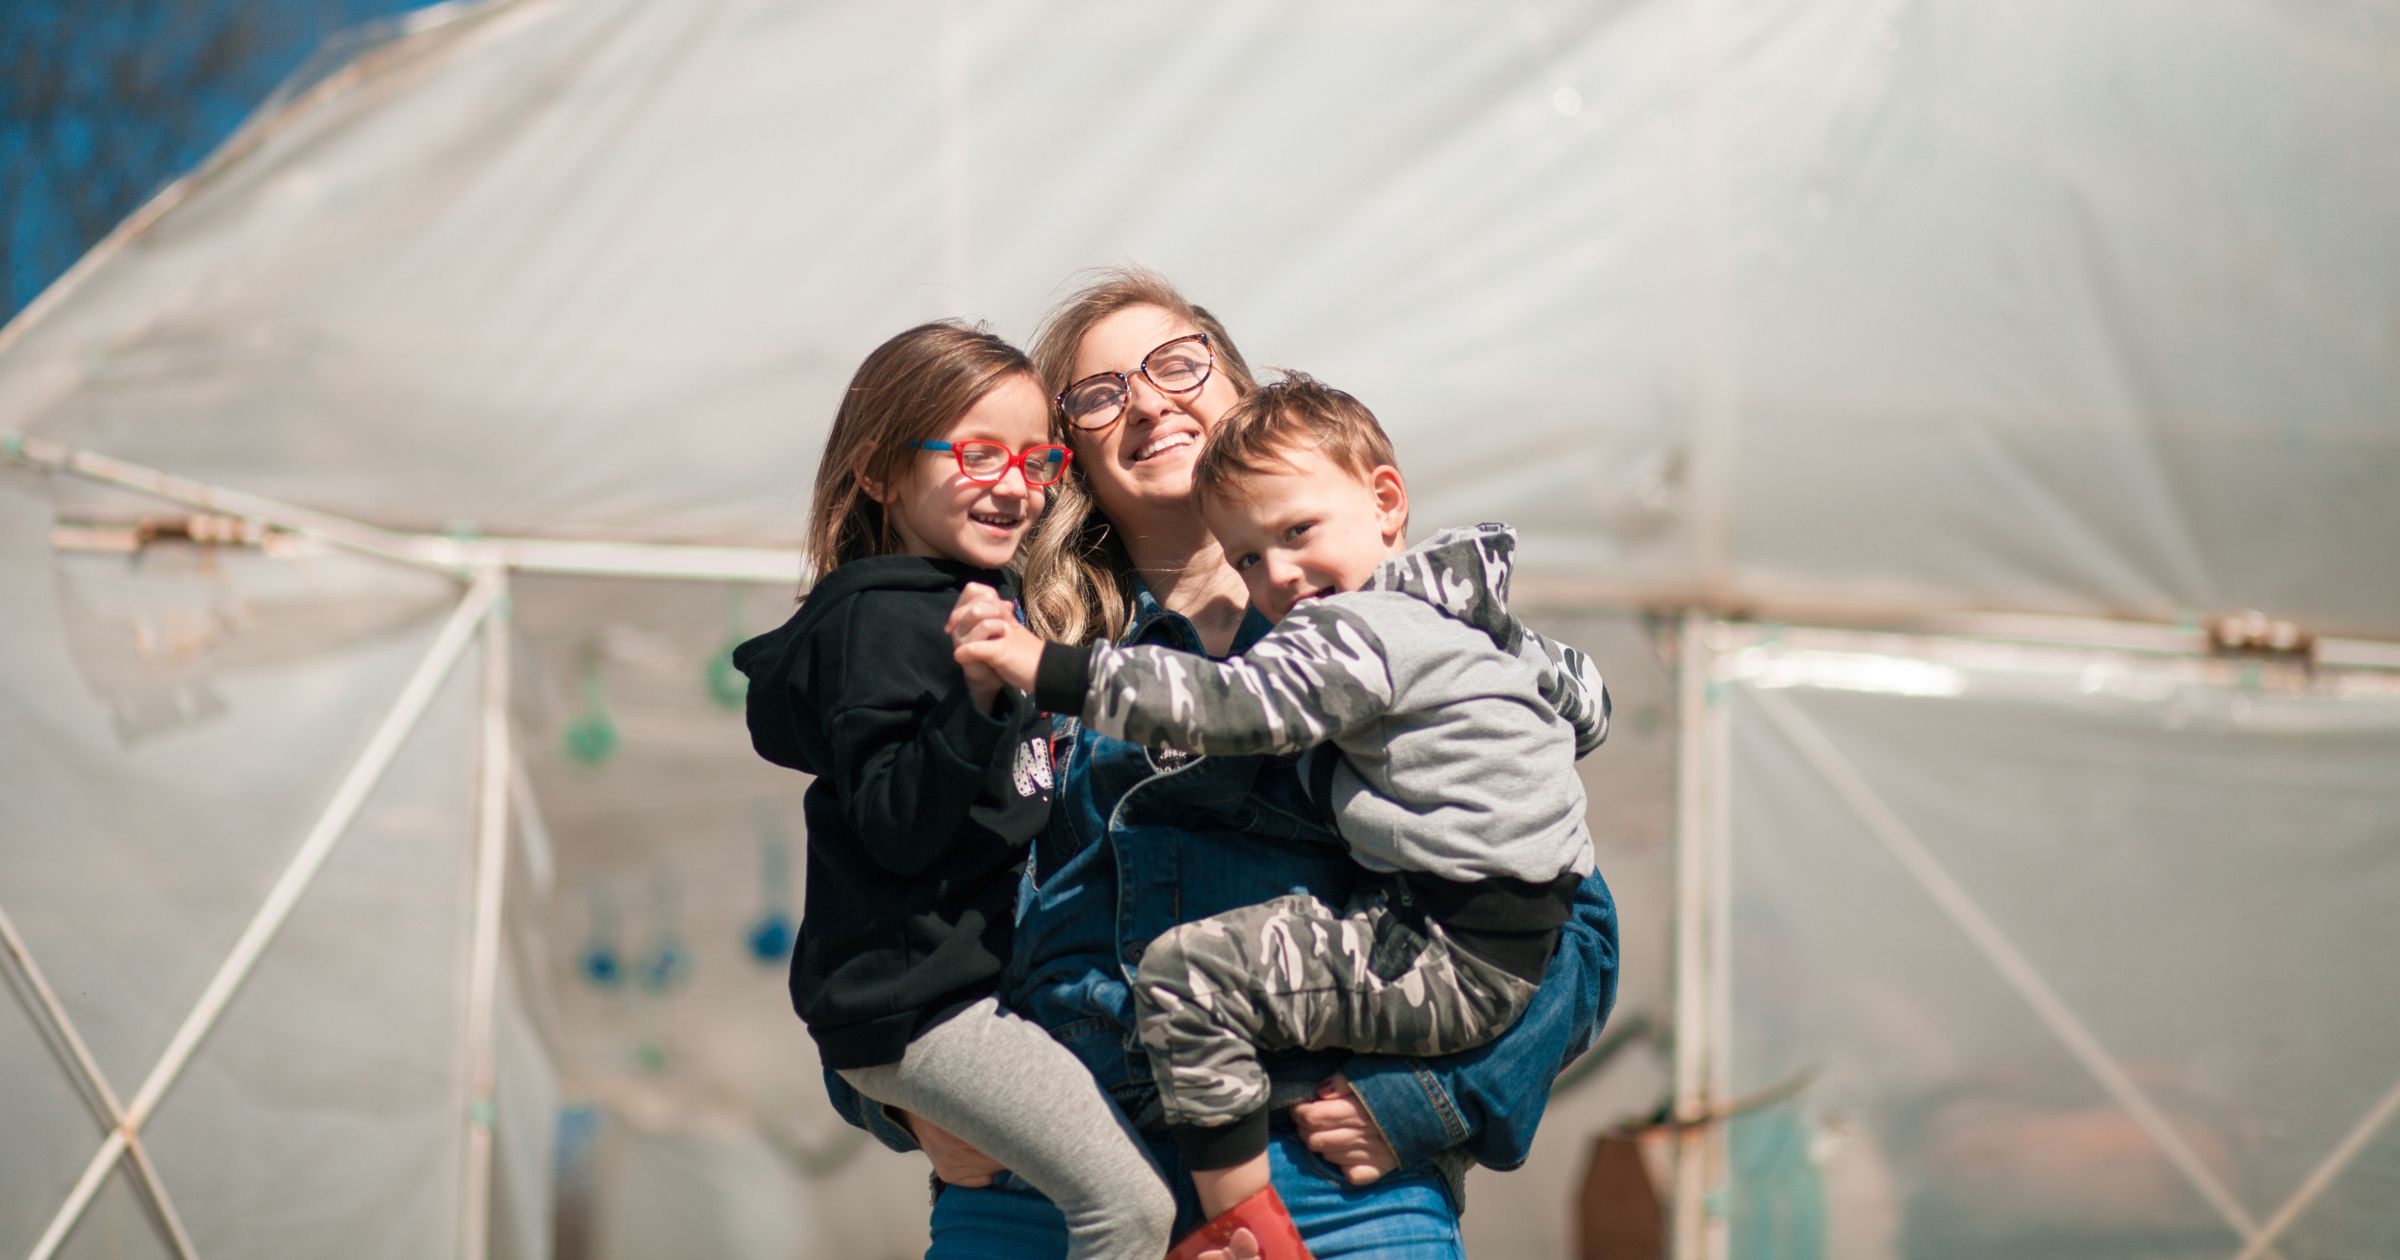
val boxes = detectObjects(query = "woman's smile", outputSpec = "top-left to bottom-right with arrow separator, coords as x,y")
1130,430 -> 1199,463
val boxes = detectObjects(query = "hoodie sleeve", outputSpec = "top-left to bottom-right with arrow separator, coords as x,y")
1517,628 -> 1611,758
1048,599 -> 1398,756
818,593 -> 1034,878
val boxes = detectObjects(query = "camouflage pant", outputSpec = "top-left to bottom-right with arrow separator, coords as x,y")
1132,889 -> 1539,1132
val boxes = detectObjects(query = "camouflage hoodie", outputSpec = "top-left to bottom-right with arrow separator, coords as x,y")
1034,523 -> 1605,886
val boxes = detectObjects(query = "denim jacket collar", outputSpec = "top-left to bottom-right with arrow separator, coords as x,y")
1123,580 -> 1274,657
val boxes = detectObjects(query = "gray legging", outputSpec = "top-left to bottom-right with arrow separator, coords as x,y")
838,996 -> 1175,1260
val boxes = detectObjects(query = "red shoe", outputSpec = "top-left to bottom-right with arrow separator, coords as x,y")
1164,1184 -> 1314,1260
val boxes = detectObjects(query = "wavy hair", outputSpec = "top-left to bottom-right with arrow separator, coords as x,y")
1019,268 -> 1258,643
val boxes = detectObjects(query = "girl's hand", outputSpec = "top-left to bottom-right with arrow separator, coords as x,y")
960,658 -> 1004,714
946,583 -> 1015,644
1291,1073 -> 1400,1184
947,583 -> 1047,695
954,622 -> 1043,695
947,583 -> 1017,712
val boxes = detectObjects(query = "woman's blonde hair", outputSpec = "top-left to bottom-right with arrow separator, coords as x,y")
802,320 -> 1034,590
1020,268 -> 1258,644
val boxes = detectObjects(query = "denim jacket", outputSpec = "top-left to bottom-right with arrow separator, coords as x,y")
825,582 -> 1621,1199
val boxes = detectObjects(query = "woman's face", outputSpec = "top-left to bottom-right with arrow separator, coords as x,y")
1065,304 -> 1243,524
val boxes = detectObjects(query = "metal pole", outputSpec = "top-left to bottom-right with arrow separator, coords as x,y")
1669,611 -> 1721,1259
15,436 -> 2400,670
1747,684 -> 2285,1260
5,434 -> 461,574
2,906 -> 199,1260
488,536 -> 799,584
2231,1074 -> 2400,1260
26,570 -> 501,1260
1703,623 -> 1734,1260
459,568 -> 512,1260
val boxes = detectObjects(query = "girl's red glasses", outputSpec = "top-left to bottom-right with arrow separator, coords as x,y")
913,439 -> 1073,486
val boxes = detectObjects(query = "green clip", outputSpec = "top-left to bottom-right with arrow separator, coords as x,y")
469,1098 -> 496,1130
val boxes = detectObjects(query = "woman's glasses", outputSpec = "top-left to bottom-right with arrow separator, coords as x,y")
912,439 -> 1073,487
1055,333 -> 1214,431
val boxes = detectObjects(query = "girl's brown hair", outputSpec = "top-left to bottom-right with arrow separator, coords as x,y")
1020,267 -> 1258,644
802,320 -> 1034,589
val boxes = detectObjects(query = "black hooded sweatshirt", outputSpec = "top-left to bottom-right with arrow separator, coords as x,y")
730,555 -> 1051,1069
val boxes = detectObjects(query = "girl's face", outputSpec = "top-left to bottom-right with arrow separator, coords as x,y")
874,372 -> 1052,570
1065,304 -> 1243,523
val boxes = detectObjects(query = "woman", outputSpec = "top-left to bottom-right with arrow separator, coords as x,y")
828,269 -> 1620,1258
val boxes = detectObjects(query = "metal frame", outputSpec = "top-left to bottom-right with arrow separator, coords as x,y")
0,438 -> 795,1260
1668,612 -> 1726,1260
11,434 -> 2400,1259
14,566 -> 501,1260
1669,624 -> 2400,1260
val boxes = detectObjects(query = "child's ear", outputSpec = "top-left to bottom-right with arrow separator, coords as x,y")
1371,465 -> 1408,544
857,458 -> 889,505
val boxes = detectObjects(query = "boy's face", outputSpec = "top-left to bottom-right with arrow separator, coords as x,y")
1202,444 -> 1409,623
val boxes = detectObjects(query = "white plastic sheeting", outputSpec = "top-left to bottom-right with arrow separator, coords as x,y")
0,468 -> 554,1259
4,1 -> 2397,1258
1706,629 -> 2400,1259
3,0 -> 2395,631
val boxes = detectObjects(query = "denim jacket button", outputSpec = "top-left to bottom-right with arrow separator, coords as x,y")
1123,941 -> 1145,965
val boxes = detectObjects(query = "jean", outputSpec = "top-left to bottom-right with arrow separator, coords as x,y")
926,1129 -> 1464,1259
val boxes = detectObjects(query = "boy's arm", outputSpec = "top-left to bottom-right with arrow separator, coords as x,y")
1338,865 -> 1621,1170
1518,627 -> 1611,758
1040,600 -> 1399,756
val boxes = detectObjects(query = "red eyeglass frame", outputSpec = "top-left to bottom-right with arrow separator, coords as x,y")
911,439 -> 1074,486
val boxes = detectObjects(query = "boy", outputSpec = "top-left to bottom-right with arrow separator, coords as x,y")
951,373 -> 1607,1258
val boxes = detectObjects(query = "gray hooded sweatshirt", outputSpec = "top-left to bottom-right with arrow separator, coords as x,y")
1034,523 -> 1606,888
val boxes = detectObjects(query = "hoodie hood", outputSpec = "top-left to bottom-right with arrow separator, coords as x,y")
1361,523 -> 1522,653
730,554 -> 1010,775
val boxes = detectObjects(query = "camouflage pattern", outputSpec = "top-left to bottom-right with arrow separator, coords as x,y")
1081,523 -> 1609,758
1133,889 -> 1540,1130
1364,524 -> 1611,756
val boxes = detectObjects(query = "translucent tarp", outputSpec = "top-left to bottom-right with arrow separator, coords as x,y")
1713,630 -> 2400,1259
5,1 -> 2397,1257
0,464 -> 554,1258
3,0 -> 2394,634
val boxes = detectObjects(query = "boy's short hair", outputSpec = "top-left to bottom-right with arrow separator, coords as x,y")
1194,371 -> 1402,506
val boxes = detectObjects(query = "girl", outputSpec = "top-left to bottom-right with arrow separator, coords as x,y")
731,321 -> 1175,1259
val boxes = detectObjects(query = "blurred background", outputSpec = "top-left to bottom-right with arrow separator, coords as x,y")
3,2 -> 2396,1258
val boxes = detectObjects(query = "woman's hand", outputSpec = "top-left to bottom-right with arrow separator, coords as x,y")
1291,1074 -> 1400,1184
900,1109 -> 1008,1188
948,583 -> 1047,695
